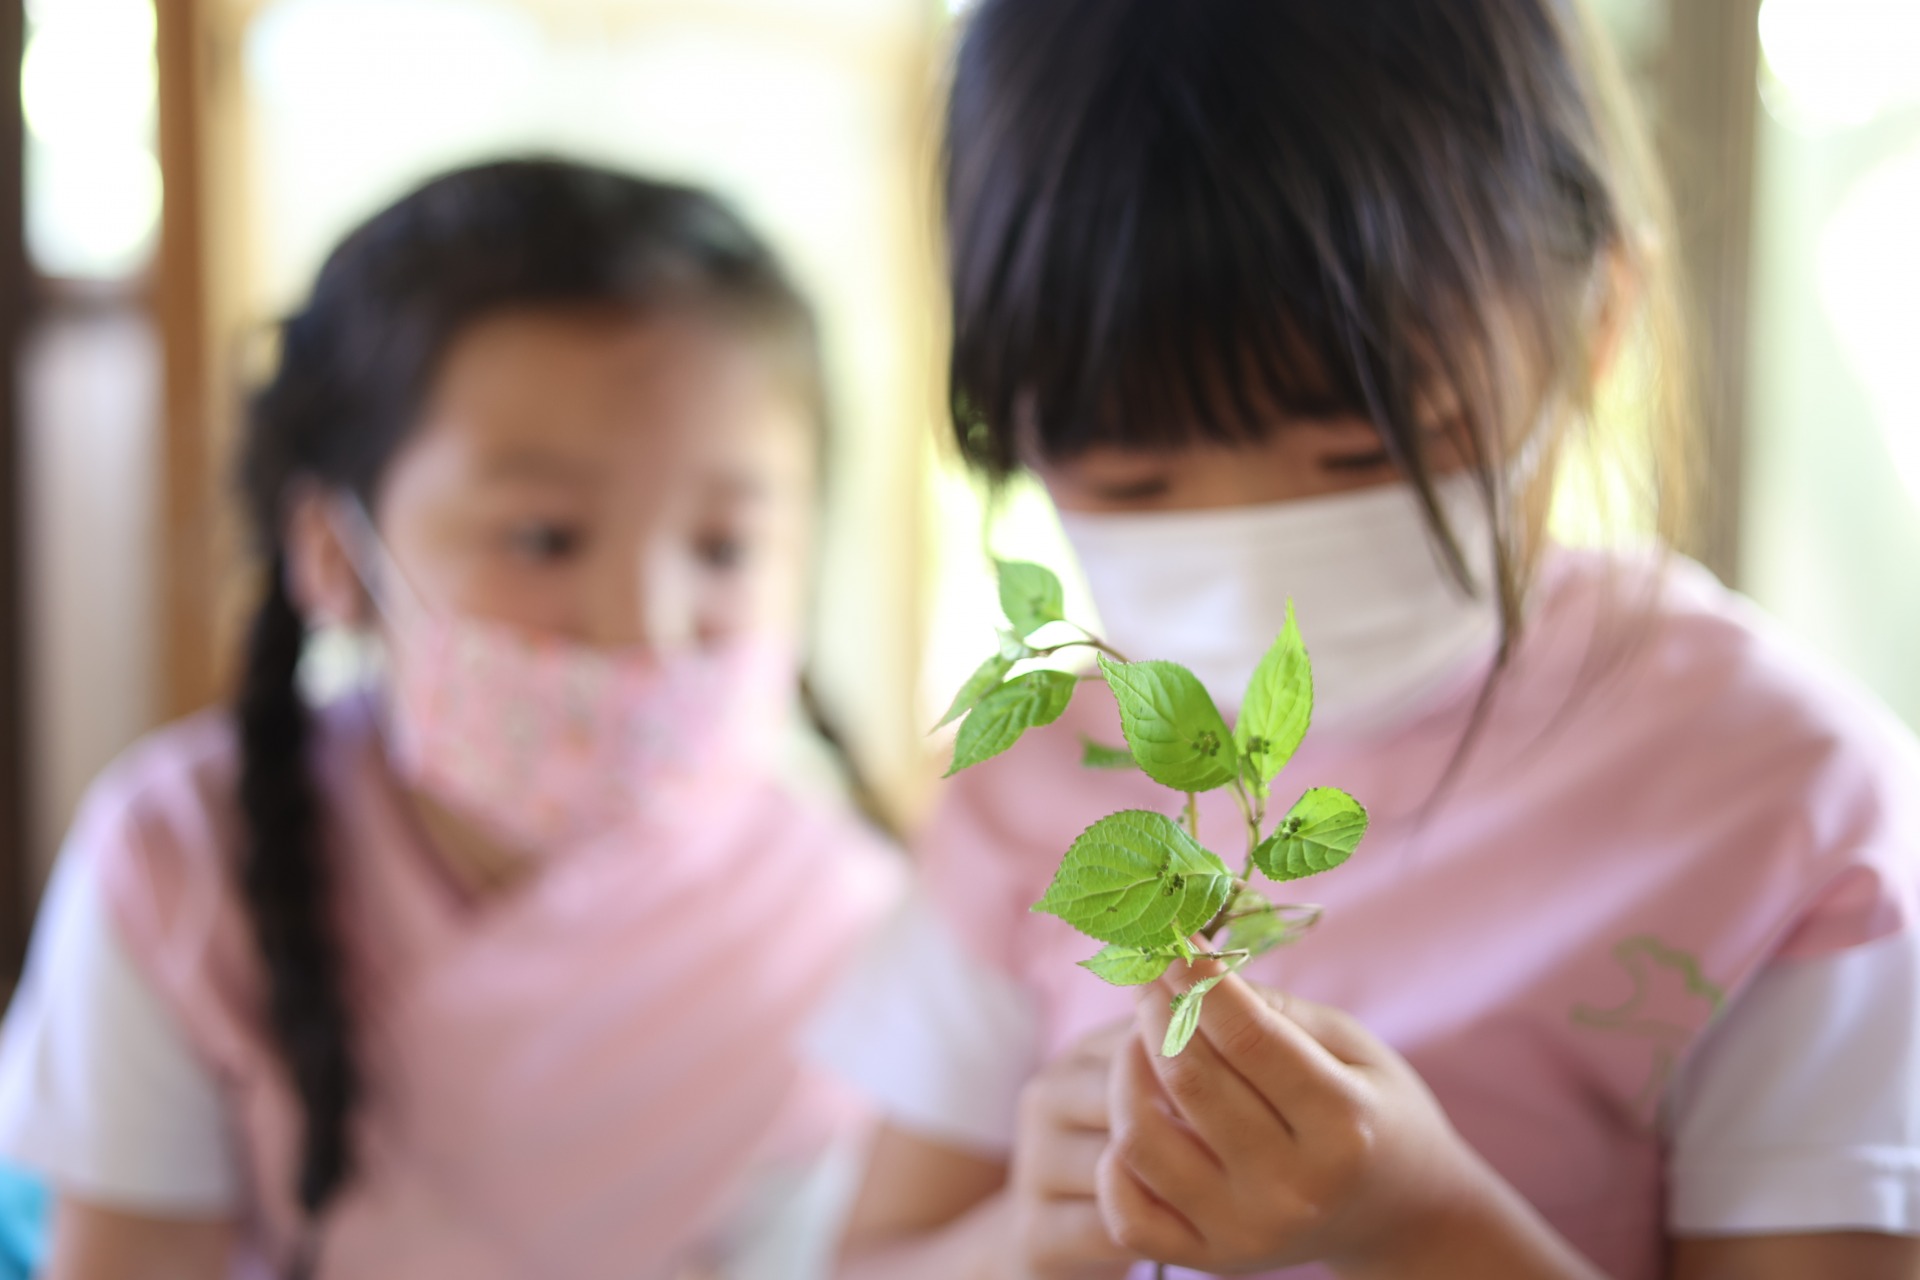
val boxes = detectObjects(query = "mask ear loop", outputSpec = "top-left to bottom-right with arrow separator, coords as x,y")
292,494 -> 408,706
328,492 -> 430,631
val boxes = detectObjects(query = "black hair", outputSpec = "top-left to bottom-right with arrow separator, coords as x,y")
944,0 -> 1692,656
235,157 -> 827,1266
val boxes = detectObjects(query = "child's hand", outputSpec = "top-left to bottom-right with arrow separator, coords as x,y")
1002,1022 -> 1146,1280
1098,971 -> 1597,1279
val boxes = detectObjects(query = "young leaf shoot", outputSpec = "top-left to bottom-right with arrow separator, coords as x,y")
1234,600 -> 1313,794
1079,737 -> 1137,771
947,670 -> 1077,776
1223,889 -> 1321,959
939,560 -> 1369,1056
1098,657 -> 1239,793
1253,787 -> 1371,881
1163,974 -> 1226,1056
997,559 -> 1067,639
1080,944 -> 1179,986
1033,810 -> 1234,948
936,652 -> 1016,730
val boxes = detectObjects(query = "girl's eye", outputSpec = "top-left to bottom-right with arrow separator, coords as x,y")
1089,474 -> 1173,503
697,533 -> 749,571
505,522 -> 585,563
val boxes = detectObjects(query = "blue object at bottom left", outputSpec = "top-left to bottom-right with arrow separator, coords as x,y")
0,1164 -> 47,1279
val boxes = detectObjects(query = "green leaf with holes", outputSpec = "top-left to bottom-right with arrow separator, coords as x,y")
1079,944 -> 1178,986
1252,787 -> 1370,882
1079,737 -> 1137,771
1162,974 -> 1225,1056
934,652 -> 1016,730
996,560 -> 1066,640
1098,657 -> 1238,793
947,670 -> 1077,776
1033,810 -> 1234,948
1234,601 -> 1314,793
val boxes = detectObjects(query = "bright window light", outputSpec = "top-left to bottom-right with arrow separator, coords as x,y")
1759,0 -> 1920,132
21,0 -> 161,278
244,0 -> 545,308
1819,144 -> 1920,506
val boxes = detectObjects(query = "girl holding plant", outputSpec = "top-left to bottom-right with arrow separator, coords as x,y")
828,1 -> 1920,1277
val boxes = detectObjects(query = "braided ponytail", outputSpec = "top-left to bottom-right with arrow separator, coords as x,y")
234,554 -> 358,1248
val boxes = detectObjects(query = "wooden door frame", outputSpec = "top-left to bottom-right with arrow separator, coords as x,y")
0,0 -> 30,984
155,0 -> 224,721
1660,0 -> 1763,587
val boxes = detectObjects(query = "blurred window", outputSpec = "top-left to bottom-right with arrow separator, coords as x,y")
21,0 -> 160,280
1746,0 -> 1920,728
15,0 -> 163,886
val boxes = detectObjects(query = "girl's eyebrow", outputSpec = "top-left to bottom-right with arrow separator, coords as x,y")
475,448 -> 597,484
711,471 -> 771,500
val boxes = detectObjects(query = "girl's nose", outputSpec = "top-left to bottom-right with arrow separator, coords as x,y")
586,545 -> 696,653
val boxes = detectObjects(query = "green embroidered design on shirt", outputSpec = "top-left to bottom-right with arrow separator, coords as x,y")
1571,935 -> 1726,1115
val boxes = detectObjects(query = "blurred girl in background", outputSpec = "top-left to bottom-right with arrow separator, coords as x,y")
831,1 -> 1920,1277
0,158 -> 900,1279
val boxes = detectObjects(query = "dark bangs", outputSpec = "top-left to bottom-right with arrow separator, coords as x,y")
944,0 -> 1617,484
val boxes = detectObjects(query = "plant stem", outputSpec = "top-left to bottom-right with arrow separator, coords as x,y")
1073,622 -> 1134,663
1228,776 -> 1263,881
1222,901 -> 1324,927
1184,792 -> 1200,840
1035,636 -> 1132,664
1198,876 -> 1250,942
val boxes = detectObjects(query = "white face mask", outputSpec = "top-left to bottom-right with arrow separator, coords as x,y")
1057,473 -> 1505,737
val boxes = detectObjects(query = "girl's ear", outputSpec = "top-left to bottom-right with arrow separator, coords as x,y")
284,481 -> 371,628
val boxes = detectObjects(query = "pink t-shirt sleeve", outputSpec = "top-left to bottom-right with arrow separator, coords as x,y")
1675,563 -> 1920,962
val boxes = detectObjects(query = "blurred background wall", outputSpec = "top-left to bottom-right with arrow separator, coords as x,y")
0,0 -> 1916,979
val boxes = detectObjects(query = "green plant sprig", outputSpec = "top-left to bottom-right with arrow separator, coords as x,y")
939,560 -> 1369,1056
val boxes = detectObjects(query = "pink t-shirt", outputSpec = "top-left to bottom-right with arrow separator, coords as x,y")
914,548 -> 1920,1279
36,694 -> 903,1278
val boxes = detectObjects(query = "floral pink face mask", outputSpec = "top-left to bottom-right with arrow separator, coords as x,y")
334,498 -> 793,855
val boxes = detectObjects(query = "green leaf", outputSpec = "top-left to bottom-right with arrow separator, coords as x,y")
1098,657 -> 1239,793
998,630 -> 1039,662
935,652 -> 1016,730
1033,810 -> 1235,948
1222,888 -> 1321,959
1162,974 -> 1225,1056
1079,737 -> 1137,771
997,560 -> 1066,640
1234,600 -> 1314,793
947,670 -> 1077,776
1080,944 -> 1177,986
1252,787 -> 1370,882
